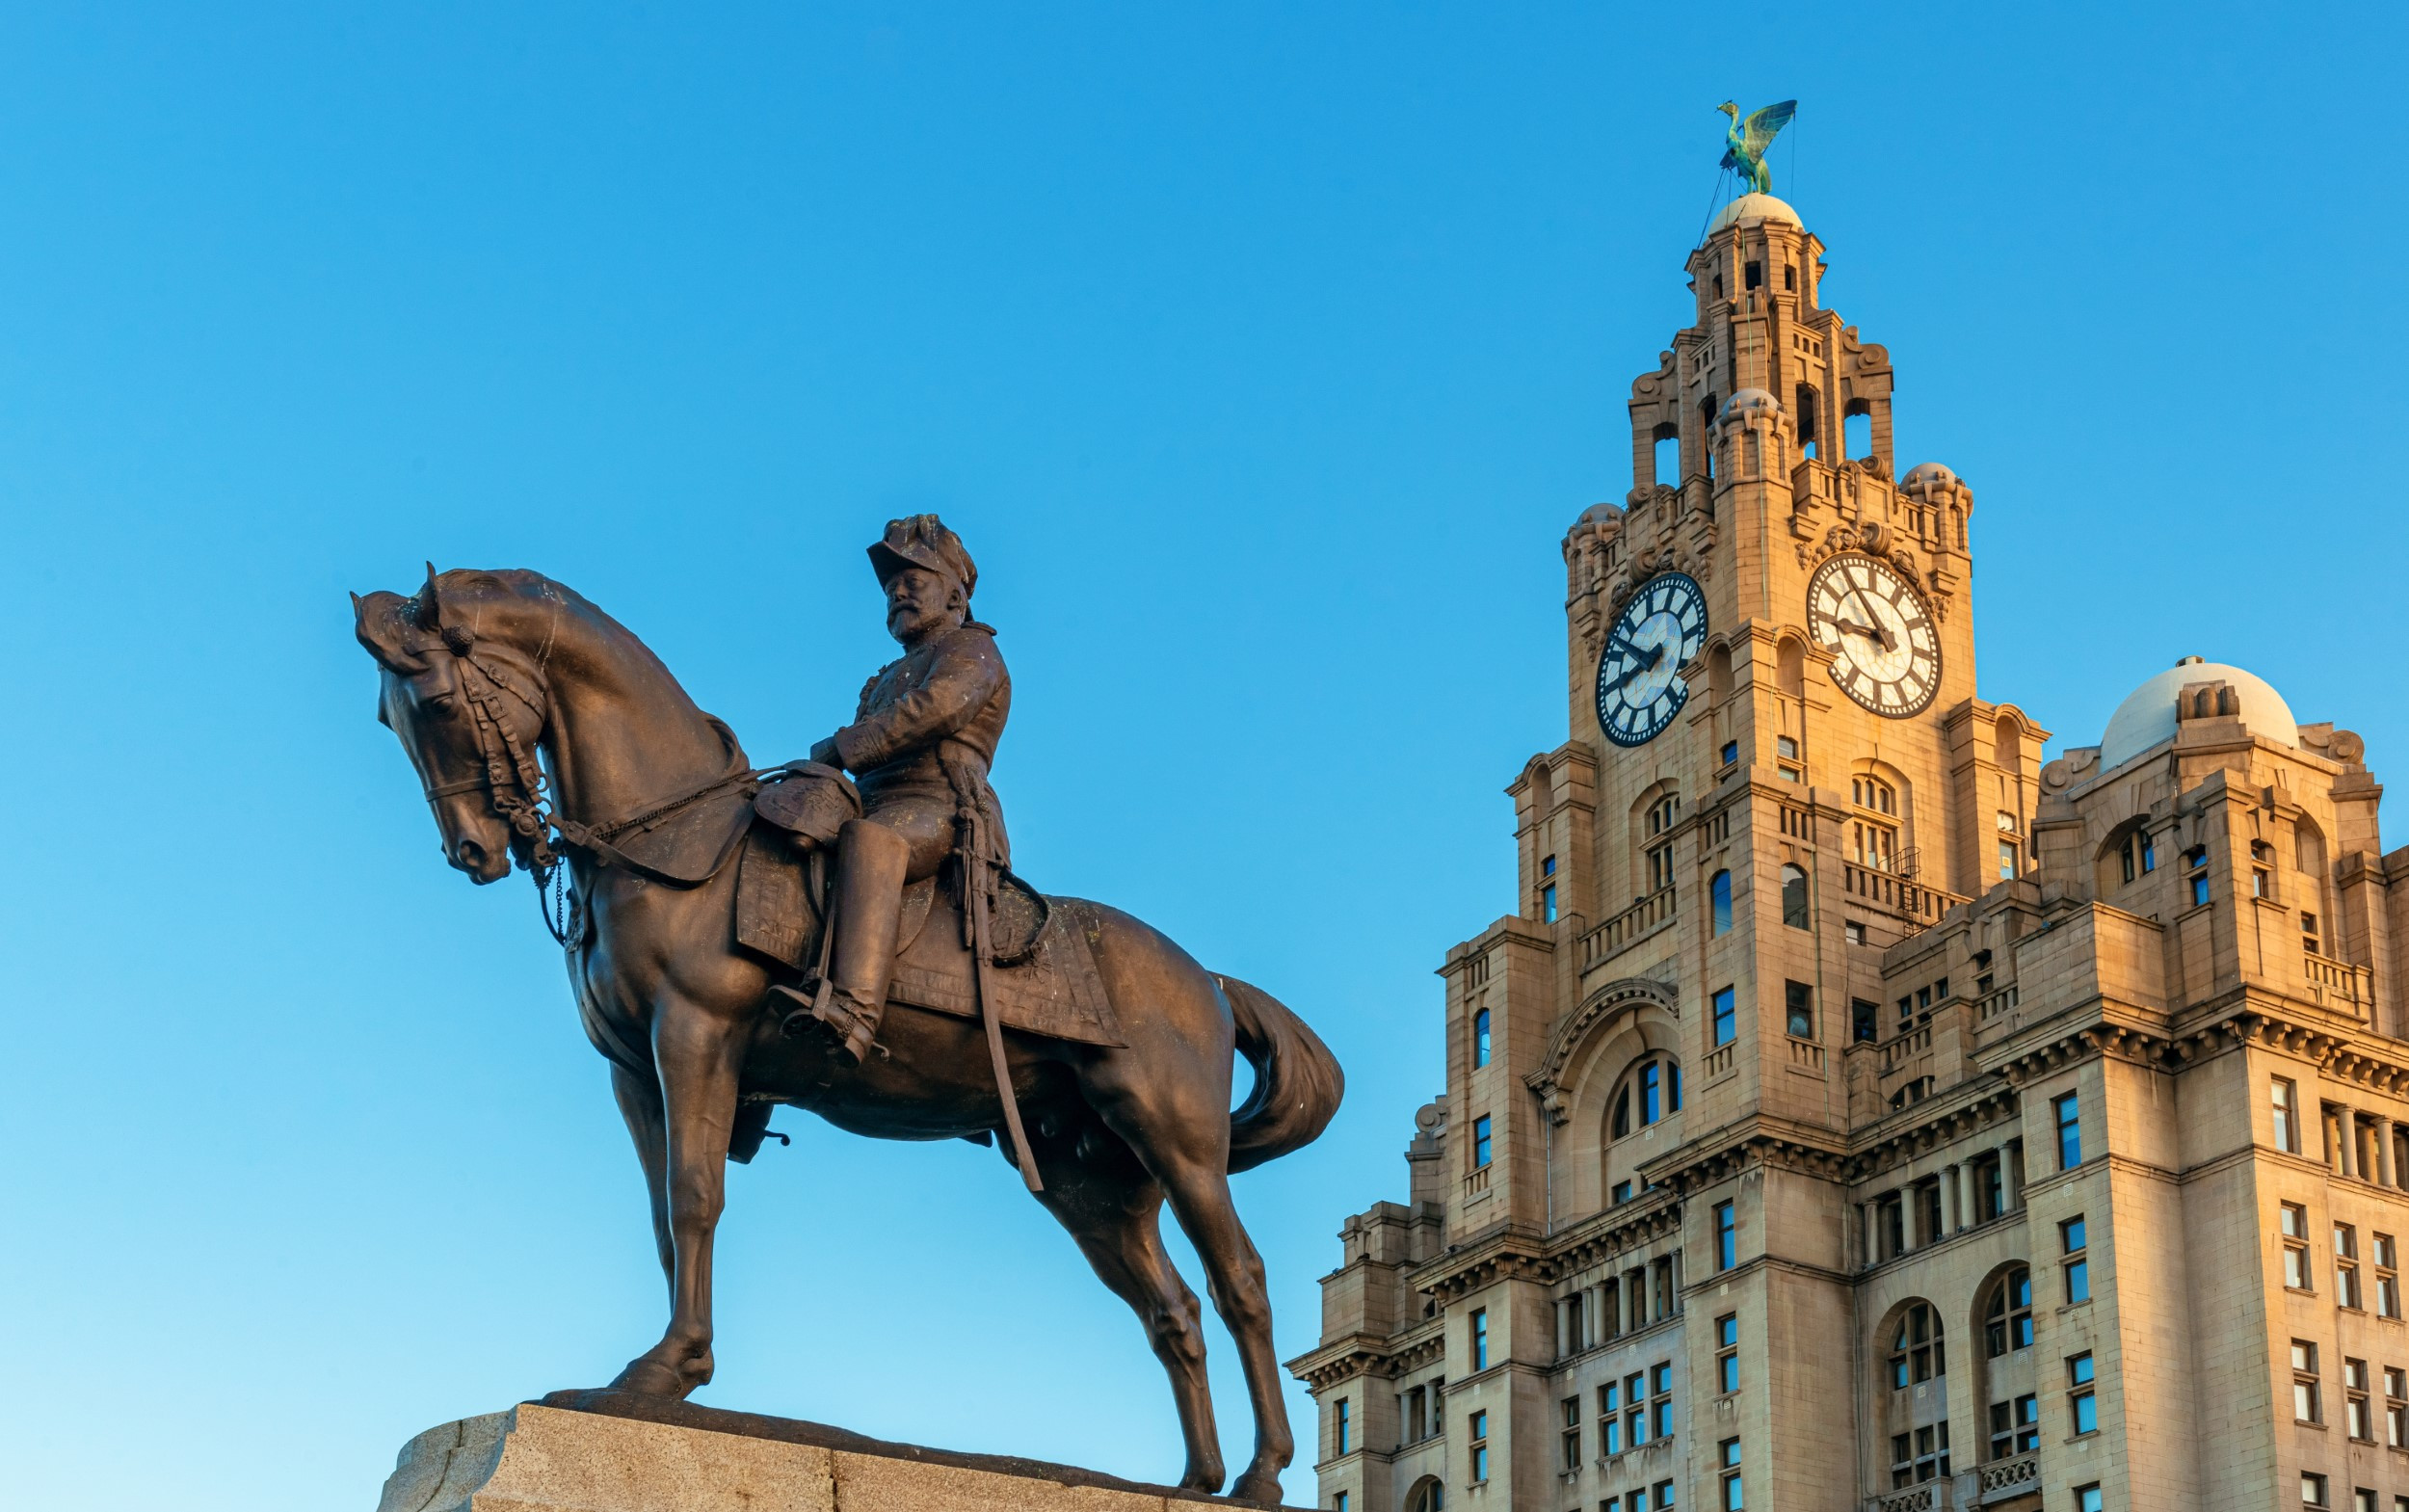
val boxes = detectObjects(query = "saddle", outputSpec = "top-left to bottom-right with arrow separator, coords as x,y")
731,768 -> 1124,1048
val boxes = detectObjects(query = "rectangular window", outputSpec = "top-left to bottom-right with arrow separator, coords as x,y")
1712,986 -> 1736,1048
1473,1007 -> 1491,1068
1626,1369 -> 1648,1445
1720,740 -> 1738,766
1654,1480 -> 1676,1510
2339,1223 -> 2363,1309
1561,1394 -> 1581,1471
1472,1115 -> 1493,1169
1999,838 -> 2019,880
1335,1397 -> 1350,1455
1599,1381 -> 1620,1456
2380,1233 -> 2402,1317
2053,1092 -> 2082,1169
1972,1154 -> 2004,1222
2069,1351 -> 2097,1435
1470,1309 -> 1489,1370
1715,1313 -> 1739,1393
2294,1339 -> 2322,1421
2386,1366 -> 2406,1446
2284,1202 -> 2314,1289
1469,1408 -> 1489,1481
1987,1393 -> 2039,1458
2303,1472 -> 2327,1507
1649,1361 -> 1674,1438
2347,1357 -> 2372,1440
1543,883 -> 1558,922
2062,1215 -> 2090,1304
2273,1076 -> 2299,1152
1333,1494 -> 1346,1512
1714,1201 -> 1736,1270
2078,1487 -> 2103,1512
1612,1180 -> 1632,1206
1845,919 -> 1867,946
1784,980 -> 1813,1039
1851,996 -> 1878,1041
1718,1437 -> 1743,1510
1888,1422 -> 1950,1487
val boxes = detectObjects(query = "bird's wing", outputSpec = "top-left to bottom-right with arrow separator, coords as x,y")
1720,146 -> 1741,171
1740,100 -> 1797,156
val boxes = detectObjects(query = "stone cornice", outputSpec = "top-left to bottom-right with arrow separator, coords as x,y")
1284,1315 -> 1448,1393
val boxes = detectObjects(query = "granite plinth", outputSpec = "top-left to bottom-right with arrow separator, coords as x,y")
376,1393 -> 1307,1512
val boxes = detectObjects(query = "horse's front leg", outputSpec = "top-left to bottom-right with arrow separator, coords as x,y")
610,1060 -> 674,1287
608,997 -> 745,1399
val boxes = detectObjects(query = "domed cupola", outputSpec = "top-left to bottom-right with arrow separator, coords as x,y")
2097,655 -> 2300,772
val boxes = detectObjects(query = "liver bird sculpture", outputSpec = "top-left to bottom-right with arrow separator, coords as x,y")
1716,99 -> 1797,196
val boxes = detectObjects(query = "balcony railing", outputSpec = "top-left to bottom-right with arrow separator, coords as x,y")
1579,885 -> 1676,971
1976,984 -> 2020,1023
1879,1021 -> 1934,1075
1975,1452 -> 2039,1499
2305,949 -> 2376,1018
1842,862 -> 1966,934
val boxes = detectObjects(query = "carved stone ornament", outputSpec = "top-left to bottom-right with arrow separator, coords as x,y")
1525,976 -> 1680,1126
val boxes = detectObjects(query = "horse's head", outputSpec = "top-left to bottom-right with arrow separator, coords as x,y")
355,565 -> 553,886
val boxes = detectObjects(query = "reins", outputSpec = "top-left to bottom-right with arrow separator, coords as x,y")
415,636 -> 774,946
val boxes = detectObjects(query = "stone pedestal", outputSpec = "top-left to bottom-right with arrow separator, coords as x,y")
376,1393 -> 1305,1512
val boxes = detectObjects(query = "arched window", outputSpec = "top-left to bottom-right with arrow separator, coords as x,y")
1652,424 -> 1680,492
1888,1302 -> 1946,1388
1794,384 -> 1821,458
1851,773 -> 1900,873
1473,1008 -> 1492,1069
1781,863 -> 1811,929
1711,870 -> 1733,936
2120,827 -> 2156,884
1610,1053 -> 1682,1138
1776,640 -> 1805,699
1406,1475 -> 1445,1512
1995,717 -> 2025,773
1983,1267 -> 2034,1357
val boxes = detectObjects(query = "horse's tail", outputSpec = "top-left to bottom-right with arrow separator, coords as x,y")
1221,974 -> 1343,1174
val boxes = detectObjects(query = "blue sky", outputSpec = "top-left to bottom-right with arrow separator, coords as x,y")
2,5 -> 2404,1508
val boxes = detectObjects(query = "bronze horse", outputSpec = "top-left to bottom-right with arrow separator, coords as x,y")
354,567 -> 1341,1504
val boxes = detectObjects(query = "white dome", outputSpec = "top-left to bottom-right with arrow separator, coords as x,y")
2097,657 -> 2298,772
1706,193 -> 1801,236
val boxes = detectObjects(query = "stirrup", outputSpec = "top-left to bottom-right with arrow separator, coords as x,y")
770,983 -> 878,1066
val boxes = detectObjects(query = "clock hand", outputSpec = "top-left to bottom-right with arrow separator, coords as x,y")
1602,640 -> 1669,694
1844,586 -> 1898,651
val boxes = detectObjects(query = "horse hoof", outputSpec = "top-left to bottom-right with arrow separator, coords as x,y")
606,1355 -> 705,1399
1230,1468 -> 1285,1507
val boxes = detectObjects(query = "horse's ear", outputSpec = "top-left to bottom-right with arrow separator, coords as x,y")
354,589 -> 426,673
416,562 -> 445,632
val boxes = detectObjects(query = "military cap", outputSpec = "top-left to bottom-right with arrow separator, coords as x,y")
867,514 -> 977,598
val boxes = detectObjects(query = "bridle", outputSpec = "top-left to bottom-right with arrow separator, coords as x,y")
406,623 -> 773,946
410,628 -> 577,942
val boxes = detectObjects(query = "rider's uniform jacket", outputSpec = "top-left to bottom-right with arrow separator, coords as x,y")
830,621 -> 1011,860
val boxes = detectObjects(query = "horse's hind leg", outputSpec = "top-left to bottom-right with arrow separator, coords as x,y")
1150,1154 -> 1291,1506
1024,1121 -> 1225,1494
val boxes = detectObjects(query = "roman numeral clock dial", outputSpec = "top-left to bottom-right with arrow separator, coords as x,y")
1595,572 -> 1707,748
1808,553 -> 1941,717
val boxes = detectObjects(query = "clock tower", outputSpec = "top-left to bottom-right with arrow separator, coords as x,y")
1297,154 -> 2409,1512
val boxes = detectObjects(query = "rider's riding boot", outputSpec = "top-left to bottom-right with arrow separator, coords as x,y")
777,817 -> 910,1065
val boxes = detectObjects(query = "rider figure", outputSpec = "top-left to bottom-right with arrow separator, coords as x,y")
774,514 -> 1010,1064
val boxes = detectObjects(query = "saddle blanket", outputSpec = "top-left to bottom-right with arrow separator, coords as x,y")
733,828 -> 1125,1048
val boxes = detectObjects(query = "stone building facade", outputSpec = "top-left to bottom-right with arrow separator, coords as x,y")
1286,191 -> 2409,1512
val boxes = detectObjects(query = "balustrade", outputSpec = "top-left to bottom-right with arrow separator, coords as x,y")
1579,885 -> 1677,972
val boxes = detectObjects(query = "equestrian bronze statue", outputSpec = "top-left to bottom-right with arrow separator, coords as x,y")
352,519 -> 1340,1506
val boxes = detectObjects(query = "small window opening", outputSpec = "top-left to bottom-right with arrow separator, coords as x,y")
1744,260 -> 1763,290
1784,263 -> 1796,292
1844,409 -> 1872,461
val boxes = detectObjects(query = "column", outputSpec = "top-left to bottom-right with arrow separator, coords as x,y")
1554,1300 -> 1570,1360
2342,1109 -> 2363,1180
2007,1143 -> 2026,1211
1860,1201 -> 1877,1267
1943,1164 -> 1962,1233
2378,1116 -> 2398,1188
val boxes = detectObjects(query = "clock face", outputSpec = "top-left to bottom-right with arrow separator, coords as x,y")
1807,553 -> 1941,717
1596,572 -> 1708,748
